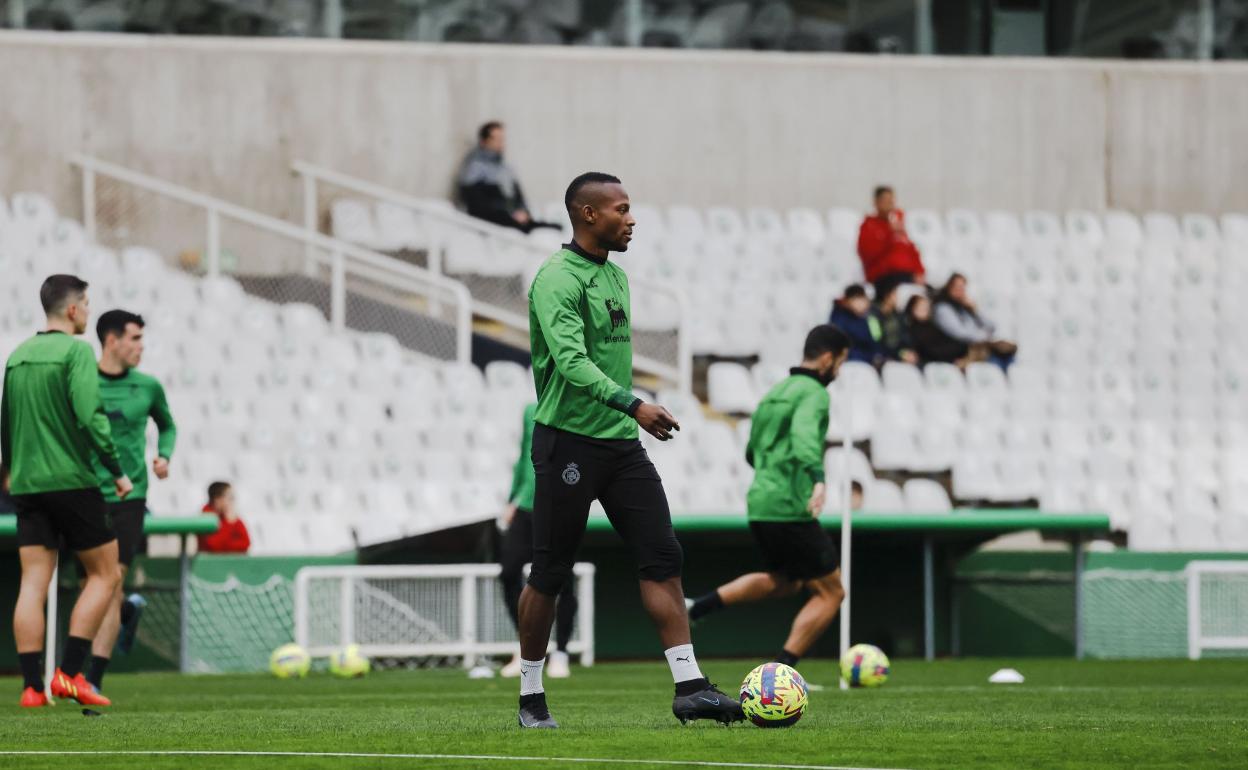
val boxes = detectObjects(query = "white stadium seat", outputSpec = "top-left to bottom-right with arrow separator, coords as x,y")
7,187 -> 1248,552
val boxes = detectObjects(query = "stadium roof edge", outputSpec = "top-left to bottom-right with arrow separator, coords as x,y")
2,29 -> 1247,76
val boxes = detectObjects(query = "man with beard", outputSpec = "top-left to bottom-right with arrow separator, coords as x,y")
685,325 -> 850,671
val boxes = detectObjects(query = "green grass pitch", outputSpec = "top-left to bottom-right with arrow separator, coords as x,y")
2,658 -> 1246,770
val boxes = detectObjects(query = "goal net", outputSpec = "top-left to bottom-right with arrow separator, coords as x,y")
1187,561 -> 1248,660
294,563 -> 596,667
1082,561 -> 1248,659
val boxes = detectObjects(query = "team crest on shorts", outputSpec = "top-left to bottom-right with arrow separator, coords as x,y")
562,463 -> 581,485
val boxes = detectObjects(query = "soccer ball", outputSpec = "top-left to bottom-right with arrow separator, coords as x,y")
329,644 -> 371,678
270,643 -> 311,679
739,662 -> 809,727
840,643 -> 890,688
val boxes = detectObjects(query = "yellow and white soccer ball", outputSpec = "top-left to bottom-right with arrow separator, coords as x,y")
739,662 -> 809,727
269,643 -> 311,679
329,644 -> 372,678
840,643 -> 890,688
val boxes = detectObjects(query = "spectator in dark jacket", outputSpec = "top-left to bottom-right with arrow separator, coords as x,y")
933,273 -> 1017,370
857,185 -> 926,293
906,294 -> 969,367
874,277 -> 917,366
457,121 -> 559,234
829,284 -> 881,365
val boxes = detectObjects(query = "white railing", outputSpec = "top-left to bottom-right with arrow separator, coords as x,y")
293,160 -> 692,392
294,563 -> 596,668
71,154 -> 473,365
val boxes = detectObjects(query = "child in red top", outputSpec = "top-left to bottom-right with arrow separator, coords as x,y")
198,481 -> 251,554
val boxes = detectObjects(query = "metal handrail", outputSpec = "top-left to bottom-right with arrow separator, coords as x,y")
71,154 -> 473,365
292,160 -> 692,391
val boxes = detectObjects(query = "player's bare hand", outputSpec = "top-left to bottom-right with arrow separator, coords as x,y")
807,482 -> 827,517
636,403 -> 680,441
115,475 -> 134,500
513,209 -> 531,225
153,456 -> 170,480
501,502 -> 517,526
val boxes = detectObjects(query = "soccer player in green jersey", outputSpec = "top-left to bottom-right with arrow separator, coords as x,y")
498,402 -> 577,680
82,309 -> 176,693
516,172 -> 742,728
1,275 -> 131,708
686,325 -> 851,671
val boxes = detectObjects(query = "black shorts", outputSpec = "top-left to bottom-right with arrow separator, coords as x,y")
749,520 -> 840,582
107,499 -> 148,567
14,487 -> 115,553
527,424 -> 683,595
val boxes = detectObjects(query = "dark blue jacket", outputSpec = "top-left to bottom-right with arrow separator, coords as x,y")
829,302 -> 882,365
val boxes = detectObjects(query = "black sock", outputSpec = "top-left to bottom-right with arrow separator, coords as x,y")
688,591 -> 724,621
87,655 -> 111,690
18,652 -> 43,691
60,636 -> 92,678
674,676 -> 709,696
776,649 -> 800,667
120,598 -> 135,627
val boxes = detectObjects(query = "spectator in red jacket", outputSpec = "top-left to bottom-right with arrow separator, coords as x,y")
198,481 -> 251,554
857,185 -> 926,293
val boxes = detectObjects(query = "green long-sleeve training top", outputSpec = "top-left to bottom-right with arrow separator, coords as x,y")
745,368 -> 830,522
93,368 -> 177,503
1,332 -> 123,494
528,242 -> 641,440
508,402 -> 537,511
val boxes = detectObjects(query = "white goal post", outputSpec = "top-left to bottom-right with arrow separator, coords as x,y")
294,563 -> 595,667
1186,560 -> 1248,660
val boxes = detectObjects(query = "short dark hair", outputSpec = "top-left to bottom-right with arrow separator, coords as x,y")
843,284 -> 867,300
873,185 -> 893,199
804,324 -> 851,359
96,309 -> 145,345
564,171 -> 622,212
40,274 -> 89,314
478,121 -> 503,142
851,480 -> 864,495
207,481 -> 232,502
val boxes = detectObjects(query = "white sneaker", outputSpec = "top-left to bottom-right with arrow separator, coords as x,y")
547,650 -> 571,679
500,653 -> 523,678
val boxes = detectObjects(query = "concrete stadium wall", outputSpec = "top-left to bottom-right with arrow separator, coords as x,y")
1,31 -> 1246,224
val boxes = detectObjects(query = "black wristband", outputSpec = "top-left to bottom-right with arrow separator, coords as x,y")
625,398 -> 643,417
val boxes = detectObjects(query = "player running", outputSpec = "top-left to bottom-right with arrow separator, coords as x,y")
82,309 -> 176,693
2,275 -> 132,708
686,325 -> 850,672
516,172 -> 742,729
499,402 -> 577,680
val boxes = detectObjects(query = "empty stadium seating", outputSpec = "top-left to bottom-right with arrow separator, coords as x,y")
7,189 -> 1248,551
329,195 -> 1248,551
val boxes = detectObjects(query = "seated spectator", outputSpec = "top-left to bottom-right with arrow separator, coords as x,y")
857,185 -> 926,294
851,480 -> 864,511
933,273 -> 1018,370
874,277 -> 918,366
829,284 -> 881,365
457,121 -> 559,234
198,481 -> 251,554
905,295 -> 970,368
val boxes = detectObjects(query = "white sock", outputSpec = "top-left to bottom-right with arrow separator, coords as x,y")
519,658 -> 545,696
664,644 -> 704,684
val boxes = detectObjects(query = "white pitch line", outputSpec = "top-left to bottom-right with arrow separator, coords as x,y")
0,751 -> 915,770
